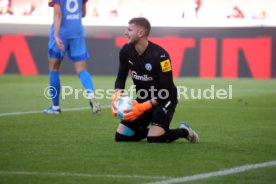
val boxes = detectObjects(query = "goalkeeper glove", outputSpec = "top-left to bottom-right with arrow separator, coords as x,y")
124,100 -> 154,121
111,90 -> 122,117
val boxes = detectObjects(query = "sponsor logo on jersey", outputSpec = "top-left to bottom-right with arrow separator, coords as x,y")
67,13 -> 80,20
66,0 -> 79,13
65,0 -> 80,19
145,63 -> 152,71
131,71 -> 153,81
160,59 -> 172,72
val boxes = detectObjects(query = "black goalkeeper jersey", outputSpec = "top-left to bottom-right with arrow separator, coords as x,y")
115,41 -> 177,104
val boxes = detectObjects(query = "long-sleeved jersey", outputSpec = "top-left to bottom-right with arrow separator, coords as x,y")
115,41 -> 178,104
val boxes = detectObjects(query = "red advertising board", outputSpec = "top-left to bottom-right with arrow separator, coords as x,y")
0,27 -> 275,78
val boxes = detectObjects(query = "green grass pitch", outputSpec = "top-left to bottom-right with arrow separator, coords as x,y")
0,75 -> 276,184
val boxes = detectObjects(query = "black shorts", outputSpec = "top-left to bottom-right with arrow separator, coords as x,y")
121,100 -> 177,132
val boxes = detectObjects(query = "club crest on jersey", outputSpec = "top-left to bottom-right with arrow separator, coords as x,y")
160,59 -> 172,72
145,63 -> 152,71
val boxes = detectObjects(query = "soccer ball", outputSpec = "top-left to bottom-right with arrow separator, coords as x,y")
116,96 -> 134,120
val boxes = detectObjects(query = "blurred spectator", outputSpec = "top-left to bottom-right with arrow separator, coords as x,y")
194,0 -> 202,18
91,6 -> 99,17
182,0 -> 201,19
0,0 -> 13,15
109,9 -> 118,17
251,10 -> 267,20
0,0 -> 274,22
22,3 -> 36,16
96,0 -> 119,17
226,6 -> 244,19
257,10 -> 267,20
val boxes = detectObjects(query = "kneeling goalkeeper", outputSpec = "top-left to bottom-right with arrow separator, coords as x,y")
111,17 -> 199,143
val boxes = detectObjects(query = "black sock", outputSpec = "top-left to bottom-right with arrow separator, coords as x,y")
147,128 -> 188,143
166,128 -> 189,143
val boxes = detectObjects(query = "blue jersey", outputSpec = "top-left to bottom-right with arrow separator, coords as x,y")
49,0 -> 87,39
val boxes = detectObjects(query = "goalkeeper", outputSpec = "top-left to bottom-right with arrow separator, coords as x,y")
111,17 -> 199,143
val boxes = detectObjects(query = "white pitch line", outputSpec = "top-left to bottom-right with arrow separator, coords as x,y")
0,171 -> 171,180
0,105 -> 110,117
145,160 -> 276,184
1,105 -> 275,117
1,160 -> 275,182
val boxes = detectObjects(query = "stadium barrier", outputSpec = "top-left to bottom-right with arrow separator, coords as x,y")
0,21 -> 276,78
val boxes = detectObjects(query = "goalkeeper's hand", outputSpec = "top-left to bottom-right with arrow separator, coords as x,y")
124,100 -> 154,121
111,90 -> 122,117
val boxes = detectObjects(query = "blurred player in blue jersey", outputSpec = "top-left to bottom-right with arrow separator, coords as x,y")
44,0 -> 101,114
